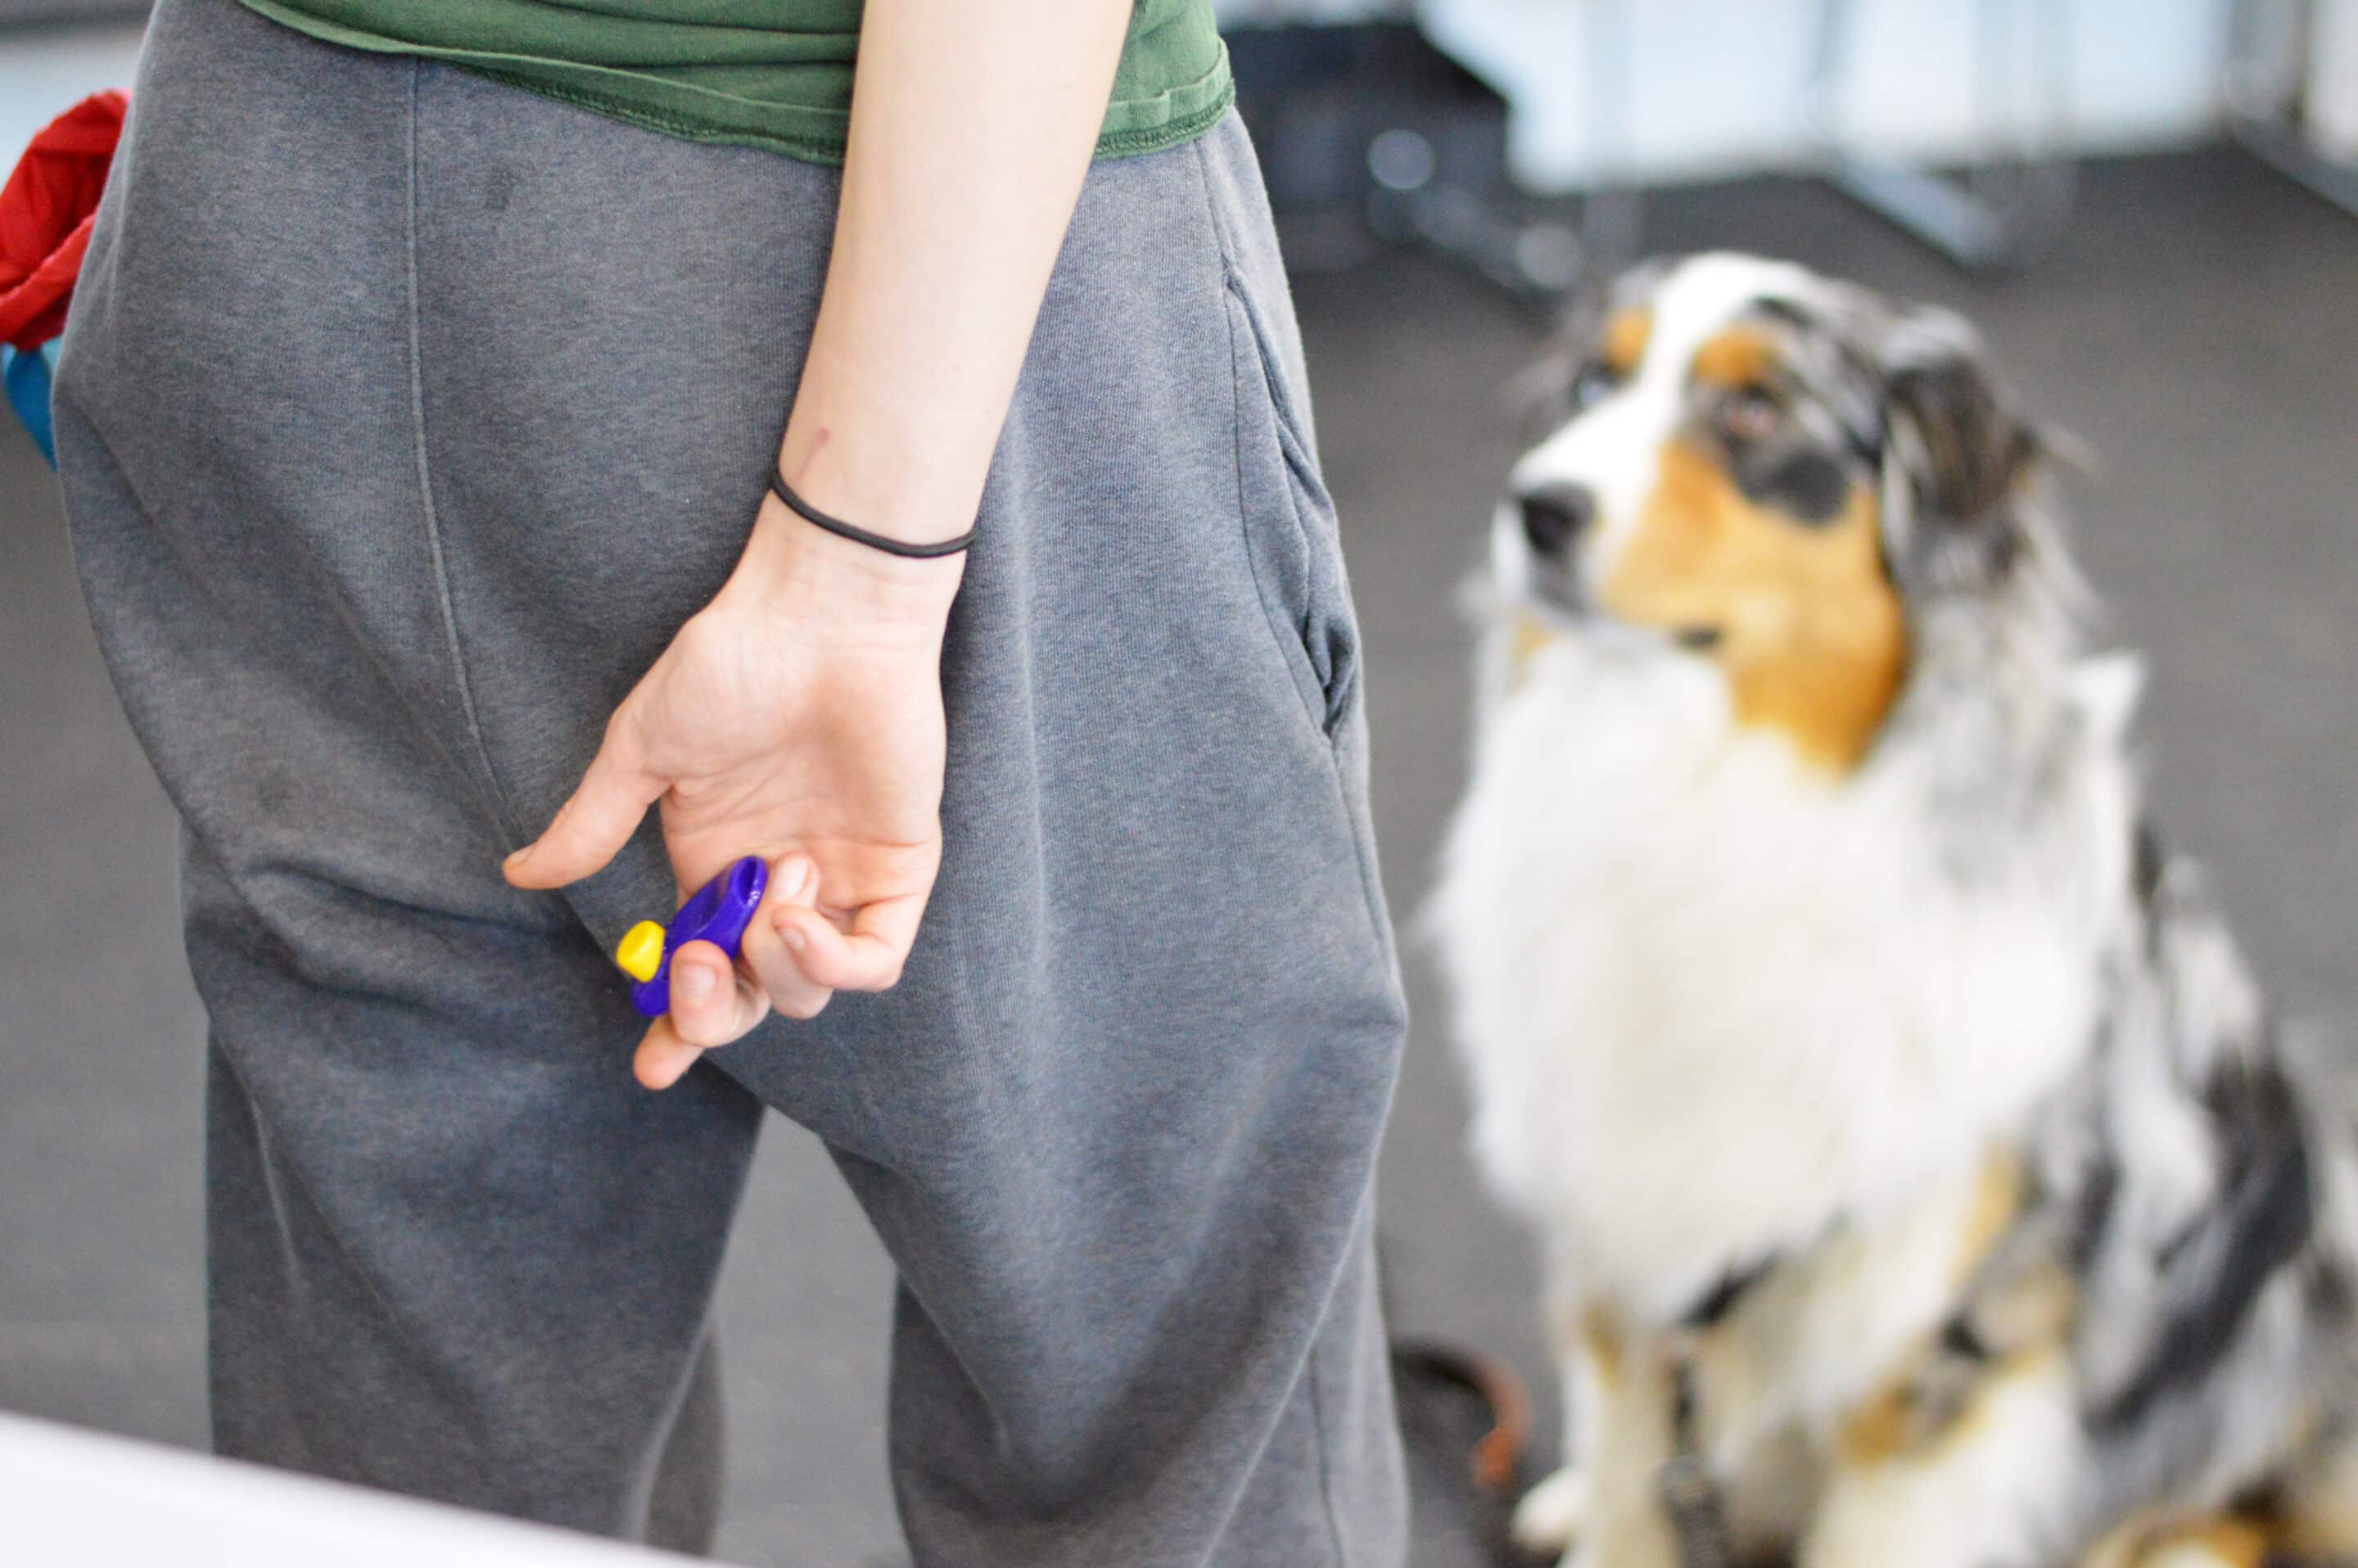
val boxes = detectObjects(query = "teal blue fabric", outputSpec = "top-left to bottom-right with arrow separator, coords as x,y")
4,341 -> 57,465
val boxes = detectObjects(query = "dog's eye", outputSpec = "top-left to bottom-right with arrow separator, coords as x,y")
1716,387 -> 1784,444
1570,360 -> 1620,410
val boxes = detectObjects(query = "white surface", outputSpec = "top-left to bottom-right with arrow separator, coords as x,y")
0,23 -> 145,172
1422,0 -> 2232,192
0,1412 -> 702,1566
2313,0 -> 2358,158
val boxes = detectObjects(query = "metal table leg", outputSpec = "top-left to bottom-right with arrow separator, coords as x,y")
1803,0 -> 2078,273
2225,0 -> 2358,216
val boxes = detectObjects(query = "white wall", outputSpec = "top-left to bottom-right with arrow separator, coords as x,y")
0,22 -> 145,172
1416,0 -> 2234,191
2313,0 -> 2358,157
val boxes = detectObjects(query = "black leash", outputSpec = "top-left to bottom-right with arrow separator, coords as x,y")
1656,1344 -> 1737,1568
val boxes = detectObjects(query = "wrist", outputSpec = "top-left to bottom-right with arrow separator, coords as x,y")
776,407 -> 986,552
770,470 -> 974,561
724,495 -> 965,631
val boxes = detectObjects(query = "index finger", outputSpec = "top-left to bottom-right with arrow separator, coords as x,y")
504,712 -> 665,890
773,891 -> 928,992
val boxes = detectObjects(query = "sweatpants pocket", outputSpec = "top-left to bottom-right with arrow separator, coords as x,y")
1225,270 -> 1362,743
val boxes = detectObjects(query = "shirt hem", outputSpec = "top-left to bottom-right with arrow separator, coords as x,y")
234,0 -> 1233,169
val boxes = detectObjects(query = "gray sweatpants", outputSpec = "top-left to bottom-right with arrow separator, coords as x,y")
52,0 -> 1410,1561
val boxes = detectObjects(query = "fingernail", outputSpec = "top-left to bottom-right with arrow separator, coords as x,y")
675,963 -> 716,1005
503,848 -> 527,870
777,857 -> 811,901
781,925 -> 806,953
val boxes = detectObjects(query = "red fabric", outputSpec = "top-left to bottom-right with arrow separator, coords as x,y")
0,90 -> 128,351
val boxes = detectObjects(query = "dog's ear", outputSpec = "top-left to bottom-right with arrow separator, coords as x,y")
1880,311 -> 2042,528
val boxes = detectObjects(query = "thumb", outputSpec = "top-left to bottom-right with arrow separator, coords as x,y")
504,715 -> 666,890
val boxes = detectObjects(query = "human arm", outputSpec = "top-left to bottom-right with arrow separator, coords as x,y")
501,0 -> 1135,1088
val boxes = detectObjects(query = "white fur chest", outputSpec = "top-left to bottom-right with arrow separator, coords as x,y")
1430,632 -> 2122,1324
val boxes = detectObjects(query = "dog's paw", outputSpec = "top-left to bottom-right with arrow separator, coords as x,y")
1510,1466 -> 1591,1554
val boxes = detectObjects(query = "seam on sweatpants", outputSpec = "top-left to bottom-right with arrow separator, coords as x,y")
1318,1175 -> 1394,1567
1221,273 -> 1328,735
1195,138 -> 1328,750
1193,134 -> 1397,1014
405,62 -> 526,852
1192,129 -> 1359,1568
51,377 -> 468,834
1307,1327 -> 1349,1567
1186,126 -> 1353,748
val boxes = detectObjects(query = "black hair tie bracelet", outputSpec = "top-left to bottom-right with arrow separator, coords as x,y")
770,470 -> 974,559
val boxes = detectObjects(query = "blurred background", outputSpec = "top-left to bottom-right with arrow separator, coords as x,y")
5,0 -> 2356,1562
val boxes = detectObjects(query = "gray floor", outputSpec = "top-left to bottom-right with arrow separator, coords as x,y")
5,147 -> 2355,1566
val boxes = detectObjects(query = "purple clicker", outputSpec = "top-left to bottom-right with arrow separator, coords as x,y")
613,856 -> 769,1019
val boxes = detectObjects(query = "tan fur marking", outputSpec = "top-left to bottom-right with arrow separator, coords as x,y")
1836,1369 -> 1925,1466
2084,1515 -> 2274,1568
1972,1264 -> 2079,1352
2171,1519 -> 2274,1568
2283,1431 -> 2358,1558
2080,1519 -> 2148,1568
1690,326 -> 1778,391
1576,1338 -> 1686,1568
1603,308 -> 1652,376
1601,441 -> 1908,773
1582,1306 -> 1624,1386
2284,1504 -> 2358,1561
1955,1150 -> 2026,1284
1836,1346 -> 2058,1472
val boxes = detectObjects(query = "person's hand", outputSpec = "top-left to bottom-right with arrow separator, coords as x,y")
504,495 -> 964,1089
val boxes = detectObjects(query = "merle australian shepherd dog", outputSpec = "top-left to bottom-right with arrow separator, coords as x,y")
1430,254 -> 2358,1568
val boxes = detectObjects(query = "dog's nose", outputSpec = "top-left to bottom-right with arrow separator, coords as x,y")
1518,484 -> 1596,560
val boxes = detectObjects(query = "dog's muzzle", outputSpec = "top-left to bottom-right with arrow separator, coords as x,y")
1502,481 -> 1597,616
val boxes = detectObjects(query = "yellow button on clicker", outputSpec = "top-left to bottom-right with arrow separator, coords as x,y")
614,920 -> 666,983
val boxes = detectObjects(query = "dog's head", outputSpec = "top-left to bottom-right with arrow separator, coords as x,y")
1498,253 -> 2051,774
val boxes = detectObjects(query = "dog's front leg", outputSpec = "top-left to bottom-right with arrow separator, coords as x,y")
1511,1293 -> 1615,1555
1559,1323 -> 1694,1568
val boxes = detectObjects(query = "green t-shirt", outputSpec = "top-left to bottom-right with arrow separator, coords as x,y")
233,0 -> 1233,165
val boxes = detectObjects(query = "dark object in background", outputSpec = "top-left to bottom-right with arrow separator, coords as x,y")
1226,22 -> 1588,299
1227,24 -> 1507,219
1393,1340 -> 1555,1568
